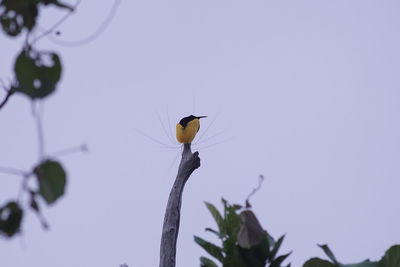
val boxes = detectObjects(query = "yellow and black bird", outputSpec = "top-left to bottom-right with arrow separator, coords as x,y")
176,115 -> 207,144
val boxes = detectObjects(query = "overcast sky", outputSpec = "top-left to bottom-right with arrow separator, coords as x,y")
1,0 -> 400,266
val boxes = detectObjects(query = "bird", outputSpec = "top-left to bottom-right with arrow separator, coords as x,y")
176,115 -> 207,144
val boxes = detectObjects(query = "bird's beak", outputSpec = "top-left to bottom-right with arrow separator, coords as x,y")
197,116 -> 207,119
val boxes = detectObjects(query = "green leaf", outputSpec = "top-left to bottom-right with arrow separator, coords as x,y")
344,260 -> 380,267
0,12 -> 23,36
270,235 -> 285,261
225,204 -> 241,237
219,199 -> 242,256
238,238 -> 270,267
223,236 -> 237,256
0,0 -> 73,36
42,0 -> 74,11
232,204 -> 243,211
14,49 -> 62,99
380,245 -> 400,267
0,201 -> 23,237
34,159 -> 67,205
270,252 -> 292,267
224,246 -> 247,267
205,227 -> 222,237
205,202 -> 225,237
194,236 -> 224,263
266,230 -> 276,247
303,258 -> 336,267
200,256 -> 218,267
0,0 -> 39,36
318,244 -> 341,266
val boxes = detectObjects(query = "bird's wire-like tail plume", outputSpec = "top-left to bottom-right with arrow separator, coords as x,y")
194,136 -> 234,151
166,106 -> 174,144
156,110 -> 176,145
194,131 -> 224,145
132,127 -> 179,149
194,111 -> 221,145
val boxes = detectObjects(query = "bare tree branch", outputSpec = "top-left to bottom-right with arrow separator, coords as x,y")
159,143 -> 201,267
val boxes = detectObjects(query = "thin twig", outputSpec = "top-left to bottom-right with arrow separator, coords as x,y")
29,0 -> 81,45
44,0 -> 121,47
0,166 -> 28,177
0,89 -> 14,110
24,31 -> 30,47
18,174 -> 31,201
32,102 -> 45,161
50,144 -> 88,157
0,79 -> 7,91
32,208 -> 49,230
245,175 -> 265,208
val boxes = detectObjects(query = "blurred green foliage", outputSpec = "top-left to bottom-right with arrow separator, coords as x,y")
0,201 -> 23,237
14,48 -> 62,99
35,159 -> 67,205
0,0 -> 71,238
0,159 -> 67,237
1,3 -> 399,267
195,199 -> 291,267
303,244 -> 400,267
0,0 -> 70,105
0,0 -> 72,36
197,199 -> 400,267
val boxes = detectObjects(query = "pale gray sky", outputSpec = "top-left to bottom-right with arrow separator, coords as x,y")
1,0 -> 400,266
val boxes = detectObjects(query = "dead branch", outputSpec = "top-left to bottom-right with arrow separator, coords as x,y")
159,143 -> 201,267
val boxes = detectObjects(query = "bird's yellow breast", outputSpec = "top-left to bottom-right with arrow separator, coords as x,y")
176,118 -> 200,144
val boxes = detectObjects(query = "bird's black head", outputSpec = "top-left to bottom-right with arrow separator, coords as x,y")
179,115 -> 207,127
